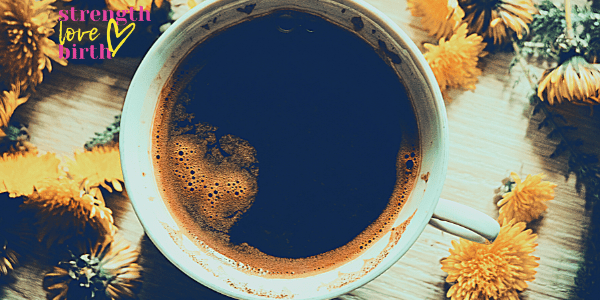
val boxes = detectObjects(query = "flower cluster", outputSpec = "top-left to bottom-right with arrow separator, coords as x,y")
1,145 -> 123,247
409,0 -> 536,45
409,0 -> 539,101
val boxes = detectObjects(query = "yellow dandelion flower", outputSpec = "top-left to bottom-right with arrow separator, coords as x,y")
0,151 -> 61,197
407,0 -> 465,39
0,0 -> 68,89
65,145 -> 124,193
459,0 -> 537,45
424,23 -> 487,98
23,177 -> 116,247
537,55 -> 600,105
498,172 -> 557,223
44,237 -> 141,300
441,219 -> 539,300
0,84 -> 29,137
105,0 -> 155,11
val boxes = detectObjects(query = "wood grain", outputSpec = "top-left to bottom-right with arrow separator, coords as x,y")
3,0 -> 599,299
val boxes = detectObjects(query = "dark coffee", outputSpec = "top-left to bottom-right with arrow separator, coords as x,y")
152,10 -> 420,277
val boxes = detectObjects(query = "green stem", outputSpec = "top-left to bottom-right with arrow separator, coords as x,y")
511,41 -> 538,89
566,0 -> 575,39
511,39 -> 581,163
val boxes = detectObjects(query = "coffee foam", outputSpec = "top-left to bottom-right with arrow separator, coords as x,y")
165,133 -> 258,232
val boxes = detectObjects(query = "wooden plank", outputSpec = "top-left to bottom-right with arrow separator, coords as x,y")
3,1 -> 598,299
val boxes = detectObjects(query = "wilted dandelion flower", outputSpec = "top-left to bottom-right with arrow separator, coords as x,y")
44,238 -> 141,299
498,172 -> 557,223
23,177 -> 116,247
0,239 -> 18,276
0,84 -> 29,137
459,0 -> 537,45
537,55 -> 600,105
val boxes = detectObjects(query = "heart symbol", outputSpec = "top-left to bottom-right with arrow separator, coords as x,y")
107,19 -> 135,57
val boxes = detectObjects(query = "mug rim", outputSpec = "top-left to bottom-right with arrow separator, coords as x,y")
120,0 -> 449,299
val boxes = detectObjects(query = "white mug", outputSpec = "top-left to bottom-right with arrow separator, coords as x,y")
120,0 -> 500,299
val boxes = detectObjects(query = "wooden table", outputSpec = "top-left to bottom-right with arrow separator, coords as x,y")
3,0 -> 598,299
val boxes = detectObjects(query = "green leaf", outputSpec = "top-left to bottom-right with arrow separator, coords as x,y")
554,114 -> 568,124
547,128 -> 561,139
532,103 -> 541,115
550,141 -> 569,158
84,115 -> 121,150
538,116 -> 551,130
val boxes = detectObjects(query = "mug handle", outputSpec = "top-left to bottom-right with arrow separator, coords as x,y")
428,198 -> 500,243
